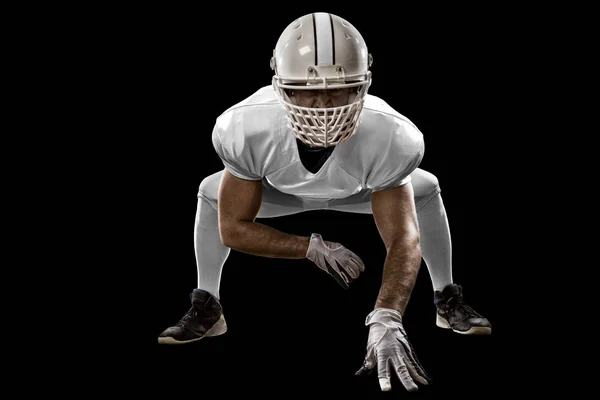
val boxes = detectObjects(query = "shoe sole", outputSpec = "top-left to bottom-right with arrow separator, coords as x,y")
436,314 -> 491,335
158,314 -> 228,344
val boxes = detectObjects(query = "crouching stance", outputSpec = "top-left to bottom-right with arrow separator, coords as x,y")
159,11 -> 491,393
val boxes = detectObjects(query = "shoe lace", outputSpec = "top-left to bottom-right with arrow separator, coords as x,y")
448,295 -> 483,319
175,305 -> 199,328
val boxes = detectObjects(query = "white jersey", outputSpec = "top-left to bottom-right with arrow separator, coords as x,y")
211,86 -> 425,199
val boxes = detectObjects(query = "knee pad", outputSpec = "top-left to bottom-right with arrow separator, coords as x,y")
411,169 -> 441,212
197,170 -> 224,208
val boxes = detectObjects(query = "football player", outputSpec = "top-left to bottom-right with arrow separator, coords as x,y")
158,12 -> 491,392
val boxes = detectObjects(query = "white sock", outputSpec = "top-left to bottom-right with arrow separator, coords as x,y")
417,192 -> 453,292
194,196 -> 231,299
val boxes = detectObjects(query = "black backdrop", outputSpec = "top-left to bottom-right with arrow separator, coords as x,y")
103,5 -> 525,398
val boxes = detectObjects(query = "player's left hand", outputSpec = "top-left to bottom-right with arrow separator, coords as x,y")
355,308 -> 431,392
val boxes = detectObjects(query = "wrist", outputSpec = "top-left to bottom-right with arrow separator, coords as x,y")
302,235 -> 311,258
375,298 -> 405,314
305,233 -> 320,259
366,307 -> 403,325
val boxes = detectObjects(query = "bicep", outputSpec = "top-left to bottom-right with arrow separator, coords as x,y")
218,169 -> 263,226
371,183 -> 420,250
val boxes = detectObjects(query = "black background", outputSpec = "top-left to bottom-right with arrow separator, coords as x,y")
95,4 -> 539,398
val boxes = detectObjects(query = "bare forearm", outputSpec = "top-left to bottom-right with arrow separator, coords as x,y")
221,220 -> 310,259
375,240 -> 422,314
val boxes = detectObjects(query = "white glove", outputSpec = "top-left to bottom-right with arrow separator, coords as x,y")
306,233 -> 365,289
355,308 -> 431,392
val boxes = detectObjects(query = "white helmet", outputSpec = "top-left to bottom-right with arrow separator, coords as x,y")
270,12 -> 373,148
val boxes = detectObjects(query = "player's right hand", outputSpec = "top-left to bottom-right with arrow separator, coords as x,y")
306,233 -> 365,289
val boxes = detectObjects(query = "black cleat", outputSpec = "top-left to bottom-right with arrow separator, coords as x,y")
158,289 -> 227,344
434,284 -> 492,335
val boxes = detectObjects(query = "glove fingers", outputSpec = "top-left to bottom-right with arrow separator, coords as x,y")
405,353 -> 430,385
337,248 -> 365,273
377,354 -> 392,391
355,359 -> 374,376
337,254 -> 363,278
350,255 -> 365,272
342,260 -> 360,279
314,252 -> 349,289
355,365 -> 371,376
324,257 -> 350,289
396,334 -> 431,384
391,355 -> 419,392
355,347 -> 376,376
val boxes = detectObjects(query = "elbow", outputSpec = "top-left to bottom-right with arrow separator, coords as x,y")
218,219 -> 239,249
219,231 -> 235,249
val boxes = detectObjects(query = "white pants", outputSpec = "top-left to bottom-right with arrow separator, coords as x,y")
194,168 -> 452,298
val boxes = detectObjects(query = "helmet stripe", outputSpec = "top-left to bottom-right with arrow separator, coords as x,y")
313,12 -> 334,66
329,13 -> 336,65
